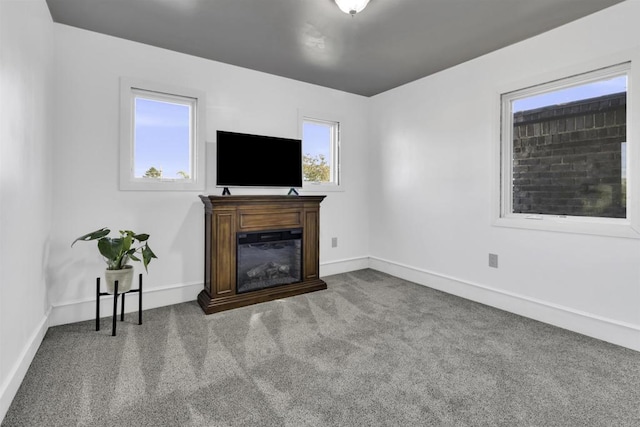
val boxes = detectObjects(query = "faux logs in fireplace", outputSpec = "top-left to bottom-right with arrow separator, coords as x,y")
237,228 -> 302,294
198,195 -> 327,314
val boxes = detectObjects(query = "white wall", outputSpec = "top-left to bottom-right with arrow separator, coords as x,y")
0,0 -> 54,419
48,24 -> 370,325
369,1 -> 640,350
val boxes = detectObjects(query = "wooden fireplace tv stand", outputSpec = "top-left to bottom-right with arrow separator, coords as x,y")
198,195 -> 327,314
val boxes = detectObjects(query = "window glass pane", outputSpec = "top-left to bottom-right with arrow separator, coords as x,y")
302,120 -> 333,183
511,74 -> 627,218
134,96 -> 192,179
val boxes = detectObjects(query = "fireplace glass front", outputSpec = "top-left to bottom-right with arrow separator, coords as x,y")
236,229 -> 302,294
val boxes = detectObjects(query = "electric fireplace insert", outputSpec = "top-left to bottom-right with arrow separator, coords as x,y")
236,228 -> 303,294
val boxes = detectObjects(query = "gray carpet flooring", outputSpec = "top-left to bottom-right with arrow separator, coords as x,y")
3,269 -> 640,426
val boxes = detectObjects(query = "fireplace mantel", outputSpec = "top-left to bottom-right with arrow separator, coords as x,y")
198,195 -> 327,314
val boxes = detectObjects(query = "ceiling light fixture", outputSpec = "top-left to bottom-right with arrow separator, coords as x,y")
335,0 -> 370,16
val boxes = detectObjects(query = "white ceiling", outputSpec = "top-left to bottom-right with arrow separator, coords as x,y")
45,0 -> 624,97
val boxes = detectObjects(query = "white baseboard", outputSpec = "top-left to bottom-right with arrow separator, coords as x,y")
0,308 -> 51,423
49,281 -> 203,327
320,256 -> 370,277
47,258 -> 370,327
369,257 -> 640,352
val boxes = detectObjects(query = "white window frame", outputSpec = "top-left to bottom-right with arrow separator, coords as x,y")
494,59 -> 640,238
119,77 -> 206,191
298,111 -> 342,191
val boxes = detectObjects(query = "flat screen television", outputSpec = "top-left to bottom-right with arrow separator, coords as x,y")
216,130 -> 303,188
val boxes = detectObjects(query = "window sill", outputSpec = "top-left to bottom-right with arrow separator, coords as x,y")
120,179 -> 204,191
494,215 -> 640,239
301,183 -> 343,193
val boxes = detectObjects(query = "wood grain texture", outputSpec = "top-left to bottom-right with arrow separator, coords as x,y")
239,209 -> 302,230
198,195 -> 326,314
304,209 -> 319,280
213,212 -> 235,296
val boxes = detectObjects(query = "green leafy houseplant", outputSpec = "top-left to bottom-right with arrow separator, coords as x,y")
72,228 -> 157,271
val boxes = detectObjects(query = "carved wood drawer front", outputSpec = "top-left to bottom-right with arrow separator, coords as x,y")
238,209 -> 303,230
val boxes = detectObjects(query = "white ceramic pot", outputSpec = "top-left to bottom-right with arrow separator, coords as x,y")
104,266 -> 134,294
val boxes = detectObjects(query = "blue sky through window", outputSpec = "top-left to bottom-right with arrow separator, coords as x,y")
513,75 -> 627,112
302,121 -> 331,160
134,97 -> 191,179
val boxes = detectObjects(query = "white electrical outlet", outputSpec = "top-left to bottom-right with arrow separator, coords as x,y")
331,237 -> 338,248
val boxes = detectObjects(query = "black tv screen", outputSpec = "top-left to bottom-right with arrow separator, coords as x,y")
216,131 -> 303,188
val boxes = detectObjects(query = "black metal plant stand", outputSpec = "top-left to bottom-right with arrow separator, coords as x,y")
96,273 -> 143,336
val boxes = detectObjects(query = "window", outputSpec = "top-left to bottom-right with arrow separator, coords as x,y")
498,62 -> 637,237
300,116 -> 340,188
120,78 -> 205,190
